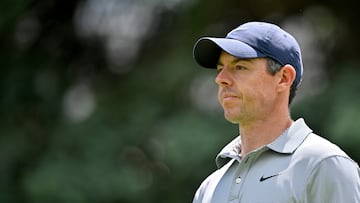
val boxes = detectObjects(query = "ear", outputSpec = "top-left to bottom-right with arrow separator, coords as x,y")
276,64 -> 296,92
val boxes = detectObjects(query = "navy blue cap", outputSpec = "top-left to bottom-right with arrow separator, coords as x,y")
193,21 -> 303,87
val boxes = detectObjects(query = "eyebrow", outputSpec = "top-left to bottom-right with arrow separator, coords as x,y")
217,58 -> 252,66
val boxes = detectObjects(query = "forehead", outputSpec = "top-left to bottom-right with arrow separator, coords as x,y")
217,51 -> 267,66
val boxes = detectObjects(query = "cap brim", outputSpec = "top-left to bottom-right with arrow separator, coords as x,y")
193,37 -> 266,69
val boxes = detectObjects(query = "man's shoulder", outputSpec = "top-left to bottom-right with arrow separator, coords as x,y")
295,132 -> 349,161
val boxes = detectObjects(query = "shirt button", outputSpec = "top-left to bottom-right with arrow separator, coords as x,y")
235,177 -> 241,184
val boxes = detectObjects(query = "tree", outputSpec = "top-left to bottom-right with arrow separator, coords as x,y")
0,0 -> 359,202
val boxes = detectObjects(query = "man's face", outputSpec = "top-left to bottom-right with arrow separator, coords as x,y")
215,51 -> 279,124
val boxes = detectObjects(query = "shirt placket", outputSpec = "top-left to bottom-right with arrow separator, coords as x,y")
228,154 -> 253,202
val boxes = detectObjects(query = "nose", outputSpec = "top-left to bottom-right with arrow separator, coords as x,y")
215,69 -> 232,87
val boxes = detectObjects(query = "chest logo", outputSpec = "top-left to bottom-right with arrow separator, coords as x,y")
259,173 -> 280,182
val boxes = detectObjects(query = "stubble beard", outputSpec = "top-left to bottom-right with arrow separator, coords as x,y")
223,105 -> 255,125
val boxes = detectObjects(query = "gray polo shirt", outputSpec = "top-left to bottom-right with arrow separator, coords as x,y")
193,118 -> 360,203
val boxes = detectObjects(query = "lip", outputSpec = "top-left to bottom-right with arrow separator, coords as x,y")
221,93 -> 238,100
223,96 -> 238,101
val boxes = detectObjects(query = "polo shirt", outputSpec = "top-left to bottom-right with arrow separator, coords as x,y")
193,118 -> 360,203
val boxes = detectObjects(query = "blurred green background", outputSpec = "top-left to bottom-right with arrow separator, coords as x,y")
1,0 -> 359,202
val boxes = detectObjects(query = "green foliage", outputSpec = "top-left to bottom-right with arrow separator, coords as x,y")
1,0 -> 360,202
293,62 -> 360,161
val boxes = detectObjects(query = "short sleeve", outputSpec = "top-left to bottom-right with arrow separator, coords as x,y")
305,155 -> 360,202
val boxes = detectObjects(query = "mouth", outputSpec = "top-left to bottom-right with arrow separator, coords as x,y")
221,93 -> 238,101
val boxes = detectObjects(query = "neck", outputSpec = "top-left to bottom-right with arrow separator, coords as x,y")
238,112 -> 293,158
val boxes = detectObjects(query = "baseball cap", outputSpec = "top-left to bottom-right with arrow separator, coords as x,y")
193,21 -> 303,87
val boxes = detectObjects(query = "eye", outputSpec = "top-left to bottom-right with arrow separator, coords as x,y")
216,66 -> 223,74
235,65 -> 247,70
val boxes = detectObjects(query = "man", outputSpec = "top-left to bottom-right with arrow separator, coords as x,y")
192,21 -> 360,203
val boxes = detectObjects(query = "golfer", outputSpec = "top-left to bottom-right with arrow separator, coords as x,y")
192,21 -> 360,203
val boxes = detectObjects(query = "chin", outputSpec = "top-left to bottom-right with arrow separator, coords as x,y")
224,114 -> 240,124
226,119 -> 239,124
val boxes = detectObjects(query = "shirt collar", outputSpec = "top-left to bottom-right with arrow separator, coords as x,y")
216,118 -> 312,168
216,136 -> 241,168
266,118 -> 312,153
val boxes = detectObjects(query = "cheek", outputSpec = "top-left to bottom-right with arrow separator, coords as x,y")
245,79 -> 276,103
255,82 -> 277,104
